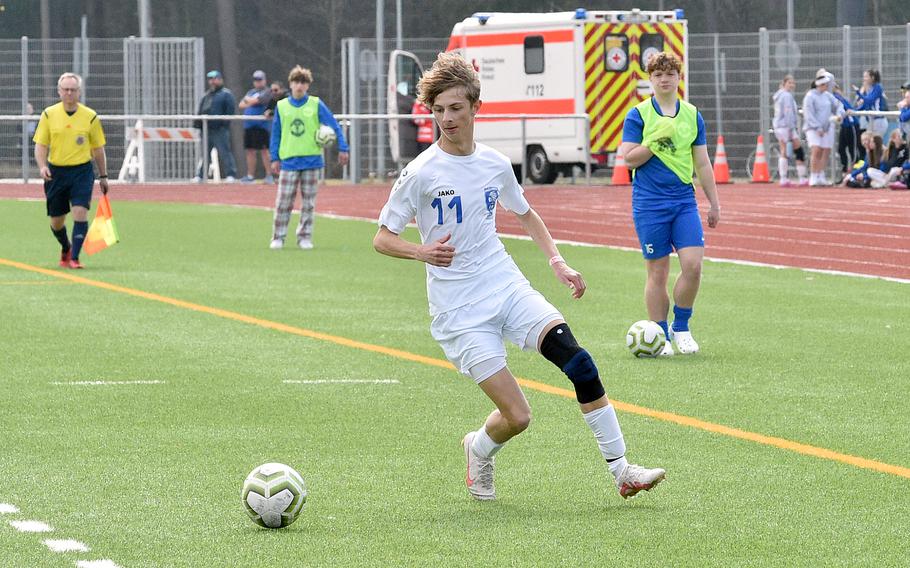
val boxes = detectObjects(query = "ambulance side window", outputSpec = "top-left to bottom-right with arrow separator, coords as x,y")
524,36 -> 544,74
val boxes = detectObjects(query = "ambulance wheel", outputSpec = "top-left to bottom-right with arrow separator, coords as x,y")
527,146 -> 558,184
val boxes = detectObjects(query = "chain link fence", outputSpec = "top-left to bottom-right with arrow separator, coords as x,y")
0,36 -> 203,182
343,23 -> 910,182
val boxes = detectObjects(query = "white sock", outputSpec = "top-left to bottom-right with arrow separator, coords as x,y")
471,426 -> 503,459
796,164 -> 807,180
582,404 -> 628,478
778,157 -> 789,180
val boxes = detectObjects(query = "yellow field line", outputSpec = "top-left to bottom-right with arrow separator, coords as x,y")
3,256 -> 908,480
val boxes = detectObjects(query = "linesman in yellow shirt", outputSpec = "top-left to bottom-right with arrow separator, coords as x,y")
33,72 -> 109,269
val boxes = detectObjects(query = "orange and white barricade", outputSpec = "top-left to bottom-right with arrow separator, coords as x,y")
118,120 -> 205,183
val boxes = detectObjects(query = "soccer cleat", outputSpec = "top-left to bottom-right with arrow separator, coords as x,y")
297,238 -> 313,250
673,330 -> 699,354
798,179 -> 809,186
240,175 -> 255,184
264,175 -> 275,184
462,432 -> 495,501
269,239 -> 284,250
59,249 -> 72,267
616,463 -> 666,499
66,258 -> 84,269
191,176 -> 203,183
225,176 -> 237,183
779,179 -> 792,188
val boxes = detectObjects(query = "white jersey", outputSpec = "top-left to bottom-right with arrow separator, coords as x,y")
378,142 -> 531,316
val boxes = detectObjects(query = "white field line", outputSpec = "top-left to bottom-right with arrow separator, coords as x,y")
9,520 -> 53,532
43,539 -> 90,553
76,561 -> 122,568
50,380 -> 167,386
0,503 -> 19,514
283,379 -> 401,385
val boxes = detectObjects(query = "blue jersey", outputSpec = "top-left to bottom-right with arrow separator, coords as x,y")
622,98 -> 706,210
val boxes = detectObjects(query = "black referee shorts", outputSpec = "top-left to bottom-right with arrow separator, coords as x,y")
45,161 -> 94,217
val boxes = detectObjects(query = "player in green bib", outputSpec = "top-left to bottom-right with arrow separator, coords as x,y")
619,52 -> 721,356
268,65 -> 348,250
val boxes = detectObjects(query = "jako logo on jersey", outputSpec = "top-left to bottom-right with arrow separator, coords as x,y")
484,187 -> 500,216
437,189 -> 455,196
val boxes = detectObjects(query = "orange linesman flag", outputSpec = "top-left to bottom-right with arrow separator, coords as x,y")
83,195 -> 120,255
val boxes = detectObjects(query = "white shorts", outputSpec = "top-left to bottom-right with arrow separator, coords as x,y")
430,282 -> 562,383
806,128 -> 835,149
774,127 -> 799,144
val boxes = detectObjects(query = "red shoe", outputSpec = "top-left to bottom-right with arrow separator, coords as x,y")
59,250 -> 71,267
67,258 -> 84,269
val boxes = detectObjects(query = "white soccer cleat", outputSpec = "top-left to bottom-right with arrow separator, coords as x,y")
616,463 -> 666,499
658,340 -> 675,357
297,238 -> 313,250
462,432 -> 495,501
269,239 -> 283,250
673,330 -> 700,354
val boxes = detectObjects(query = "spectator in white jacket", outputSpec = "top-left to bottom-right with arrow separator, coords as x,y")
772,74 -> 808,186
802,73 -> 844,186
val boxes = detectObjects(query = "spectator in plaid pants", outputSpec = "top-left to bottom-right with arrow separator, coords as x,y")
268,65 -> 348,249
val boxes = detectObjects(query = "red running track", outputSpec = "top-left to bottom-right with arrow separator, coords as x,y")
3,181 -> 909,281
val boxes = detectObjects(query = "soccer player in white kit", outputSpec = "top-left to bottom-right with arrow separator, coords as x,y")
373,53 -> 665,501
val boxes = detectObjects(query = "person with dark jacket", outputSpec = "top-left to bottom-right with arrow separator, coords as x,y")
194,70 -> 237,182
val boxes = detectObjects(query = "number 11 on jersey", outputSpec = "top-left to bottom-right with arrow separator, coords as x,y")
431,196 -> 462,224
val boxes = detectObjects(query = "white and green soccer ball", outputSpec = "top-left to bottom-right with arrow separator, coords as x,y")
241,462 -> 307,529
315,124 -> 336,147
626,320 -> 666,358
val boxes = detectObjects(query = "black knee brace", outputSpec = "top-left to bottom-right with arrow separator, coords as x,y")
793,146 -> 805,162
540,324 -> 605,404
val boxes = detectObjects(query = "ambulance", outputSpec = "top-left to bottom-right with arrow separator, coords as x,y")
388,8 -> 688,183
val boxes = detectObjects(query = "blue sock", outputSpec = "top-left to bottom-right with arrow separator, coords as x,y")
657,320 -> 670,340
672,306 -> 693,332
71,221 -> 88,260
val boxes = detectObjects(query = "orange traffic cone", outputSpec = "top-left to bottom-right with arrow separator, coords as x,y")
751,135 -> 770,183
612,153 -> 631,185
713,135 -> 730,183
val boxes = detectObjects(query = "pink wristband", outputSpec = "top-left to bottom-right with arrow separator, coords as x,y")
548,255 -> 565,267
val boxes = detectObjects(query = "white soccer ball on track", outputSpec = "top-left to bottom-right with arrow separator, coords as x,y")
241,462 -> 307,528
315,124 -> 336,147
626,320 -> 667,358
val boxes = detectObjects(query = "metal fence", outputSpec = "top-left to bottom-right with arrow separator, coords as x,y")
0,36 -> 203,181
343,23 -> 910,181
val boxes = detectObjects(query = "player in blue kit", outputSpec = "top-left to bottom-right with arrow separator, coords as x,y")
374,52 -> 665,501
619,52 -> 720,356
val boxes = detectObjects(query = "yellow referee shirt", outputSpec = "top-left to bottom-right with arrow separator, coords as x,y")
33,102 -> 106,166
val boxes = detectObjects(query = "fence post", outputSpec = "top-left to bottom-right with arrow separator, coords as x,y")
346,38 -> 361,184
713,33 -> 724,139
759,27 -> 770,162
876,26 -> 882,78
584,116 -> 591,185
842,26 -> 850,91
21,36 -> 29,183
201,118 -> 209,184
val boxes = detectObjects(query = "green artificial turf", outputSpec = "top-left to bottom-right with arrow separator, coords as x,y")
0,199 -> 907,567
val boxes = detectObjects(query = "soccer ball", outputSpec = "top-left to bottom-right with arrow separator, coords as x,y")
241,462 -> 307,529
315,124 -> 336,147
626,320 -> 666,358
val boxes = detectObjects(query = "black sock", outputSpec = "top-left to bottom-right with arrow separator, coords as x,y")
71,221 -> 88,260
52,226 -> 70,253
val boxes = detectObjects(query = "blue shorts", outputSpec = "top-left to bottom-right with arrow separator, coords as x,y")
633,200 -> 704,259
45,162 -> 94,217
